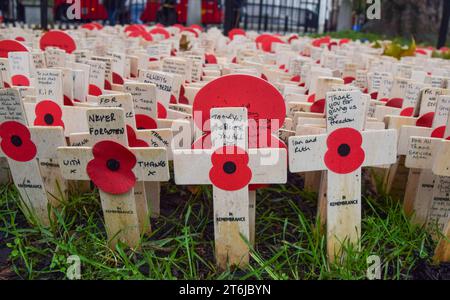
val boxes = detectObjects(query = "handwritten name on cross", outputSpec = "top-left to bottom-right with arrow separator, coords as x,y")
57,108 -> 170,248
289,90 -> 397,261
173,107 -> 287,269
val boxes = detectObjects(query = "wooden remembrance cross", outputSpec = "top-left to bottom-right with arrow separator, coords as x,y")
0,88 -> 66,226
289,90 -> 397,261
174,107 -> 287,268
57,107 -> 170,248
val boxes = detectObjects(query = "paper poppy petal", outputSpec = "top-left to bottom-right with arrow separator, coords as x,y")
0,121 -> 37,162
431,126 -> 446,138
104,79 -> 112,90
126,125 -> 149,148
89,84 -> 102,96
205,54 -> 217,64
34,101 -> 65,128
386,98 -> 403,108
291,75 -> 301,82
64,96 -> 74,106
307,94 -> 315,103
310,99 -> 325,113
40,30 -> 76,53
135,114 -> 158,130
11,75 -> 30,86
0,39 -> 28,58
343,76 -> 355,84
158,102 -> 167,119
112,72 -> 124,85
400,107 -> 414,117
416,112 -> 434,128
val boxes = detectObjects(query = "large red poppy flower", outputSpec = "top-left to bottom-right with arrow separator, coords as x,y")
86,140 -> 137,195
135,114 -> 157,130
228,28 -> 246,40
34,101 -> 65,128
310,99 -> 325,113
149,27 -> 170,39
400,107 -> 414,117
0,121 -> 37,162
324,128 -> 365,174
0,39 -> 28,58
209,146 -> 252,191
385,98 -> 403,108
88,84 -> 102,96
40,30 -> 76,54
112,72 -> 124,85
431,126 -> 446,138
126,125 -> 149,147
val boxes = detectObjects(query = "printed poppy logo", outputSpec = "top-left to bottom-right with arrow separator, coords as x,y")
34,101 -> 65,128
135,114 -> 158,130
0,121 -> 37,162
209,146 -> 252,191
324,128 -> 365,174
11,75 -> 30,86
126,126 -> 149,148
86,141 -> 137,195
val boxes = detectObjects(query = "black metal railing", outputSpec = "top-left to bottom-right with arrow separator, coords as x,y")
240,0 -> 321,34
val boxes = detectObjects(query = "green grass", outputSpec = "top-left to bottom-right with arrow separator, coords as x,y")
0,171 -> 441,280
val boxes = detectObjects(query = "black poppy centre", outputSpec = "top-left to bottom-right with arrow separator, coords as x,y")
44,113 -> 54,125
106,159 -> 121,171
337,143 -> 351,157
10,135 -> 23,147
223,161 -> 237,174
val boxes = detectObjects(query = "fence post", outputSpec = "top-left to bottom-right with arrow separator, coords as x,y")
40,0 -> 48,30
437,0 -> 450,49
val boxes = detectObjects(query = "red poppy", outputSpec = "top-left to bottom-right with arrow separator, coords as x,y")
209,146 -> 252,191
40,30 -> 76,54
63,95 -> 74,106
0,39 -> 28,58
400,107 -> 414,117
343,76 -> 355,85
256,34 -> 284,52
312,36 -> 330,48
327,42 -> 338,51
11,75 -> 30,86
310,99 -> 325,113
261,73 -> 268,81
205,54 -> 217,64
86,140 -> 137,195
88,84 -> 102,96
307,94 -> 315,103
324,128 -> 365,174
104,79 -> 112,90
339,39 -> 350,45
291,75 -> 301,82
385,98 -> 403,108
112,72 -> 124,85
232,57 -> 237,63
431,126 -> 446,138
416,112 -> 434,128
288,35 -> 299,43
0,121 -> 37,162
178,85 -> 189,104
182,28 -> 199,38
158,102 -> 167,119
126,125 -> 149,148
15,36 -> 25,42
34,101 -> 65,128
135,114 -> 157,130
370,92 -> 378,100
229,29 -> 246,40
190,24 -> 203,32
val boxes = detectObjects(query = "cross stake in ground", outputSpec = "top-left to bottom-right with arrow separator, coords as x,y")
174,107 -> 287,269
57,108 -> 170,248
289,90 -> 397,262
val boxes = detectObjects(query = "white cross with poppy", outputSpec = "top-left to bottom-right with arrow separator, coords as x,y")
289,90 -> 397,261
0,88 -> 67,226
173,107 -> 287,269
57,107 -> 170,248
405,112 -> 450,240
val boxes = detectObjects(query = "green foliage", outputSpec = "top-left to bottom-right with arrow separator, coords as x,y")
0,177 -> 438,280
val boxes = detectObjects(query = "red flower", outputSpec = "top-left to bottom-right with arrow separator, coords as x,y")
89,84 -> 102,96
324,128 -> 365,174
385,98 -> 403,108
291,75 -> 301,82
343,76 -> 355,84
0,121 -> 37,162
310,99 -> 325,113
126,125 -> 149,147
400,107 -> 414,117
112,72 -> 124,85
431,126 -> 446,138
209,146 -> 252,191
135,114 -> 157,130
11,75 -> 30,86
416,112 -> 434,128
34,101 -> 65,128
87,141 -> 137,195
158,102 -> 167,119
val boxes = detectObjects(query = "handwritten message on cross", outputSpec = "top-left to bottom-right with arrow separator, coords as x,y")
289,90 -> 397,261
